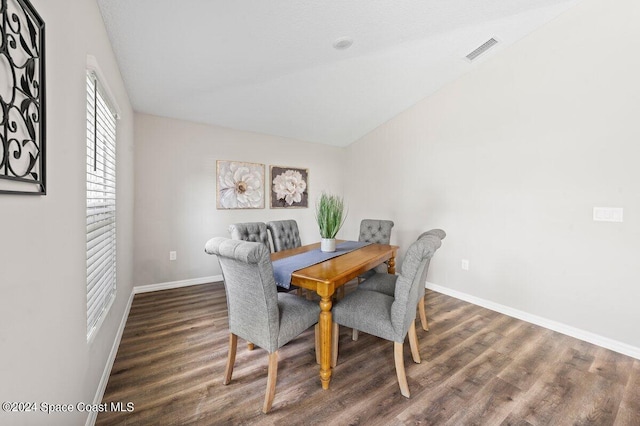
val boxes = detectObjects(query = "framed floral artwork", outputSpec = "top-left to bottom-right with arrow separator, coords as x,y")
216,160 -> 265,209
270,166 -> 308,208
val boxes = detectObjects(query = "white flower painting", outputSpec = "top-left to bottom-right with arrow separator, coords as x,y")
216,160 -> 265,209
270,166 -> 308,208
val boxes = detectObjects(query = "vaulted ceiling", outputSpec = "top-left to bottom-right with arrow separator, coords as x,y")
97,0 -> 579,147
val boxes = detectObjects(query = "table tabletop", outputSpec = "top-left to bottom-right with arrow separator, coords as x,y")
272,241 -> 397,291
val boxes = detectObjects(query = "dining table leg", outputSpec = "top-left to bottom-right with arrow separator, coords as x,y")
317,284 -> 334,390
387,254 -> 396,274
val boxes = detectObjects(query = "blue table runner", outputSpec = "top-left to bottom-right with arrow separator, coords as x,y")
272,241 -> 371,289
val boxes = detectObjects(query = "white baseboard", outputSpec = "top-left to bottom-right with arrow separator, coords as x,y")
426,282 -> 640,361
86,289 -> 135,426
134,275 -> 223,294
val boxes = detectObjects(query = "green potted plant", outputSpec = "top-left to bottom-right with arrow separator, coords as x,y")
315,192 -> 347,252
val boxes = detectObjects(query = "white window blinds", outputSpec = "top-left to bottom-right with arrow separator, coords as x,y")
86,71 -> 117,341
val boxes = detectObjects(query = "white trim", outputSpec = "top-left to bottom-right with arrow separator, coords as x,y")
426,282 -> 640,360
86,289 -> 134,426
134,275 -> 223,294
86,54 -> 122,119
86,290 -> 116,344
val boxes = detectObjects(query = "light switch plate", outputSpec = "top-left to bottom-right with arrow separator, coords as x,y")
593,207 -> 623,222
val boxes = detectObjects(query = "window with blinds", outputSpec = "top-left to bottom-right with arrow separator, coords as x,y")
86,71 -> 117,341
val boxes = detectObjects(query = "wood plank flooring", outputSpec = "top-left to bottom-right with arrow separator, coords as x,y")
97,283 -> 640,425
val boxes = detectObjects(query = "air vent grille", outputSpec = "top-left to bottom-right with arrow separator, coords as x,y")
466,38 -> 498,61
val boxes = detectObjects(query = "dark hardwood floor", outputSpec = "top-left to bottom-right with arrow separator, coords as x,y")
97,282 -> 640,425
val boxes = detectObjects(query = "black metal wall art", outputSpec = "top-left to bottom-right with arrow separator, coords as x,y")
0,0 -> 45,194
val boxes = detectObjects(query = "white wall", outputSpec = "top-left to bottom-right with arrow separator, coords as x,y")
0,0 -> 135,425
344,0 -> 640,352
134,113 -> 346,286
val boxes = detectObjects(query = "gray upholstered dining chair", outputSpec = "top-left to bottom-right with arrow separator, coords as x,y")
266,220 -> 302,252
330,236 -> 440,398
359,219 -> 395,244
204,237 -> 320,414
228,222 -> 271,251
228,222 -> 275,350
358,229 -> 445,333
358,219 -> 395,281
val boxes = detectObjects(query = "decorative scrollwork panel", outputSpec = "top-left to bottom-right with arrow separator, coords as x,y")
0,0 -> 45,194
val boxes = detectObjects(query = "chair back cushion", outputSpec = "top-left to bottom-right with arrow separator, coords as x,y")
418,228 -> 446,241
390,236 -> 442,338
205,237 -> 279,351
229,222 -> 271,251
358,219 -> 394,244
267,220 -> 302,252
414,229 -> 447,296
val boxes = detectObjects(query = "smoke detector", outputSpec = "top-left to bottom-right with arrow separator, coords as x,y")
333,37 -> 353,50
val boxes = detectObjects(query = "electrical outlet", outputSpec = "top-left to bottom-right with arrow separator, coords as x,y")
169,251 -> 177,261
461,259 -> 469,271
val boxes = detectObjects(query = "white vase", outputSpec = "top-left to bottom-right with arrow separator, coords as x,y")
320,238 -> 336,252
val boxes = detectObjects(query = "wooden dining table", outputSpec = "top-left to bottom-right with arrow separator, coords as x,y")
270,241 -> 398,390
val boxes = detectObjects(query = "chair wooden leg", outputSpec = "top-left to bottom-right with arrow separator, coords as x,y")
263,352 -> 278,414
223,333 -> 238,385
331,322 -> 339,367
418,297 -> 429,331
247,342 -> 254,351
352,328 -> 359,341
408,322 -> 421,364
296,288 -> 302,296
315,324 -> 320,365
394,342 -> 410,398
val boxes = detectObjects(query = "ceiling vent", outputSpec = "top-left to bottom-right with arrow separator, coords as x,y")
465,38 -> 498,61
